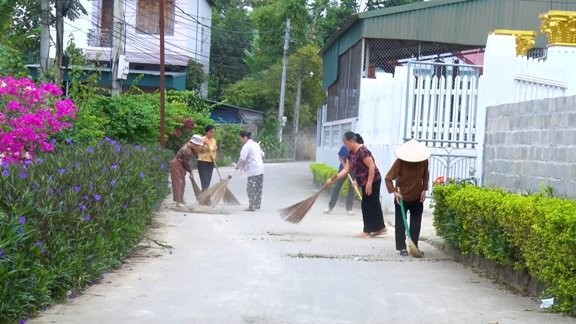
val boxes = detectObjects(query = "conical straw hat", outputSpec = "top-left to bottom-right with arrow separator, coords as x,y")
395,139 -> 431,162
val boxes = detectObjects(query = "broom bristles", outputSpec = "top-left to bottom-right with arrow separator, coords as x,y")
279,184 -> 330,223
408,239 -> 424,258
197,178 -> 226,205
223,188 -> 241,205
191,176 -> 201,198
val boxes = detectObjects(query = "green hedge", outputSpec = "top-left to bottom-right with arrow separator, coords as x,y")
432,184 -> 576,314
310,163 -> 355,198
0,140 -> 172,323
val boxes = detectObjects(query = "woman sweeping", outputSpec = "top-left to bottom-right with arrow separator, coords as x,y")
236,131 -> 265,211
170,134 -> 204,208
327,131 -> 387,237
197,125 -> 217,204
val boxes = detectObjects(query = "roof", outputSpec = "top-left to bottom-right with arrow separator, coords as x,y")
320,0 -> 576,88
321,0 -> 576,55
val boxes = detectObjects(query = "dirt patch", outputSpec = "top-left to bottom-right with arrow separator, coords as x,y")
283,252 -> 452,262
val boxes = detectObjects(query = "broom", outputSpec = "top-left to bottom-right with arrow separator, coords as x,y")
196,169 -> 239,208
214,164 -> 240,206
190,173 -> 201,198
280,176 -> 336,224
397,188 -> 424,258
348,174 -> 362,200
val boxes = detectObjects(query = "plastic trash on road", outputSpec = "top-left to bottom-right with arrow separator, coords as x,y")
540,297 -> 554,309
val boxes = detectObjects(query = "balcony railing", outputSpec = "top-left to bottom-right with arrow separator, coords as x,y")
87,28 -> 112,47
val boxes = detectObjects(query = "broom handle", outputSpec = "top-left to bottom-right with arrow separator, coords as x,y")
207,146 -> 223,180
397,188 -> 413,240
347,174 -> 362,199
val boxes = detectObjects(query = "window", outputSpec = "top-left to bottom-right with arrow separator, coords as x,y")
136,0 -> 175,36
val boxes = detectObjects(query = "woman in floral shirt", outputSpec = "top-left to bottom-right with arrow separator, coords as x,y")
327,131 -> 387,237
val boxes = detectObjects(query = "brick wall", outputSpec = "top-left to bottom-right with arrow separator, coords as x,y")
483,95 -> 576,197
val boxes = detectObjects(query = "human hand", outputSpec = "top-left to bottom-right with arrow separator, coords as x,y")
420,191 -> 427,202
365,183 -> 372,196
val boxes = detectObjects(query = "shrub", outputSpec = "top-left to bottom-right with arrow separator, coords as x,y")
0,77 -> 77,163
0,139 -> 172,322
432,184 -> 576,313
310,162 -> 354,198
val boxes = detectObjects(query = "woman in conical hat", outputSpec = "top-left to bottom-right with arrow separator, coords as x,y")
384,139 -> 430,256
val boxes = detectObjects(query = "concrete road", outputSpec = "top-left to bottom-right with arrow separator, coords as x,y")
30,162 -> 575,324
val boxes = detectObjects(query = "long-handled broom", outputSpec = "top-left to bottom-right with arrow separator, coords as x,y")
348,174 -> 362,200
196,169 -> 239,208
212,160 -> 240,206
280,176 -> 336,224
397,188 -> 424,258
190,173 -> 201,198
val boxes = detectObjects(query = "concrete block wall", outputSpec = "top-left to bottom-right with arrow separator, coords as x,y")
483,95 -> 576,197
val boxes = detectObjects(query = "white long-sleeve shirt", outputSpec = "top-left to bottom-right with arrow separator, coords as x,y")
237,139 -> 264,177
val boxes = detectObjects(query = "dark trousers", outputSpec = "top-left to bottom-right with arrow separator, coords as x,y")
328,174 -> 355,211
197,160 -> 214,191
361,180 -> 385,233
394,200 -> 423,250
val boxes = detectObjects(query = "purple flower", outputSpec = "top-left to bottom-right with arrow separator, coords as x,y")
105,136 -> 111,143
110,179 -> 117,186
123,204 -> 128,210
139,172 -> 145,179
19,172 -> 27,179
134,145 -> 140,150
50,138 -> 57,144
94,194 -> 101,201
59,168 -> 67,174
85,214 -> 91,222
35,241 -> 46,254
19,215 -> 26,225
24,159 -> 32,165
73,185 -> 80,192
65,138 -> 73,145
2,169 -> 9,177
87,147 -> 94,154
32,182 -> 39,190
1,161 -> 8,168
80,204 -> 87,212
111,163 -> 118,170
160,163 -> 167,170
0,250 -> 5,258
20,319 -> 26,324
36,158 -> 44,164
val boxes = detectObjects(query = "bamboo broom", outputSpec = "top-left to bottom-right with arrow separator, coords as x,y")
280,176 -> 336,224
397,188 -> 424,258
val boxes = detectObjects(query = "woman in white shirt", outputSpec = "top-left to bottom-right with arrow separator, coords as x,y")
236,131 -> 265,211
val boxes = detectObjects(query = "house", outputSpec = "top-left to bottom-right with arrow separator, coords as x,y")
318,0 -> 576,211
206,99 -> 265,129
49,0 -> 212,92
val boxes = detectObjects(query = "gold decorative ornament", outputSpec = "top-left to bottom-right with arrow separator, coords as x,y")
539,10 -> 576,47
493,29 -> 536,56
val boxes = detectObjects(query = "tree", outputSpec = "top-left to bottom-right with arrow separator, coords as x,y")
186,59 -> 205,93
365,0 -> 422,11
0,0 -> 86,79
209,0 -> 253,100
222,44 -> 324,127
313,0 -> 359,46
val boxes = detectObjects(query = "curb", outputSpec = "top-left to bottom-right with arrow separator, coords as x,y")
426,236 -> 545,298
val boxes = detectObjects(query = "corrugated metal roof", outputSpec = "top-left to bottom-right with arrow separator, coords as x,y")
321,0 -> 576,88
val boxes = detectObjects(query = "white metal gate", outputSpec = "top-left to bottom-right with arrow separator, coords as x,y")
404,61 -> 482,191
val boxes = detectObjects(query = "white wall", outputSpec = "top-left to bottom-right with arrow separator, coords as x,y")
51,0 -> 212,67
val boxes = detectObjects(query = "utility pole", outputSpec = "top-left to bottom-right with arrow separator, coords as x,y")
40,0 -> 50,77
292,58 -> 304,160
55,0 -> 65,86
277,19 -> 290,141
111,0 -> 125,95
159,0 -> 167,148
